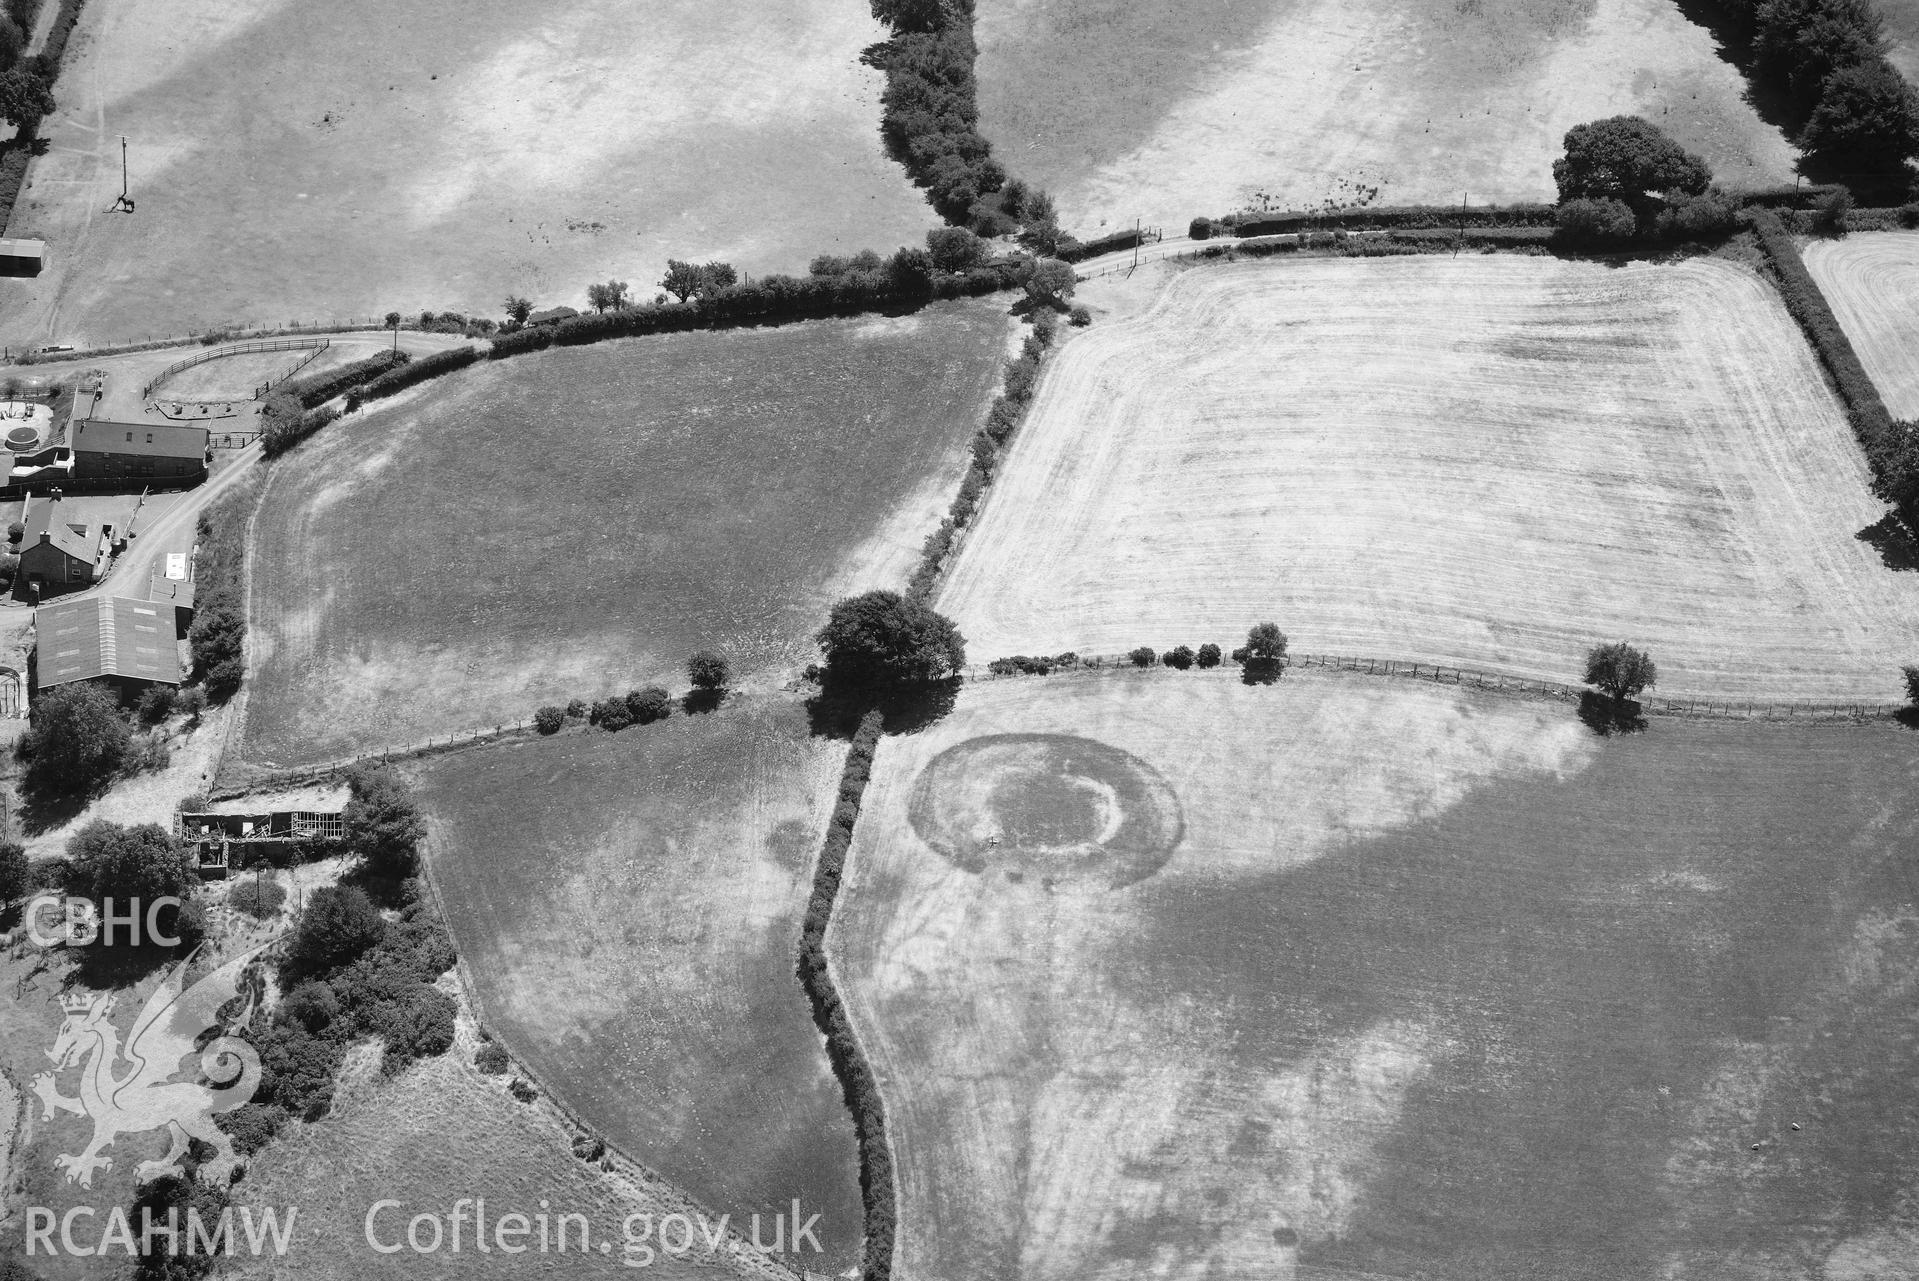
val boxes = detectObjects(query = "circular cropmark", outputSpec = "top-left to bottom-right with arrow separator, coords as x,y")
906,733 -> 1184,888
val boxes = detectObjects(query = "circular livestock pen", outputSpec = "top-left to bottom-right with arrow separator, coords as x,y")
144,338 -> 331,407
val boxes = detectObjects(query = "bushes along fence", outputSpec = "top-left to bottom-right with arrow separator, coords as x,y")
187,475 -> 259,702
282,348 -> 408,408
796,709 -> 895,1281
0,0 -> 87,233
1227,203 -> 1557,236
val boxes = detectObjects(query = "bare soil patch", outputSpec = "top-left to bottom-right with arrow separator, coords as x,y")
0,0 -> 933,348
831,669 -> 1919,1279
1802,231 -> 1919,420
975,0 -> 1794,233
938,256 -> 1919,701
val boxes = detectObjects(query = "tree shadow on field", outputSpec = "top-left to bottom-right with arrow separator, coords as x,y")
805,676 -> 961,740
1240,658 -> 1285,687
1856,514 -> 1919,571
1578,691 -> 1647,736
17,781 -> 98,838
680,688 -> 725,716
1895,707 -> 1919,731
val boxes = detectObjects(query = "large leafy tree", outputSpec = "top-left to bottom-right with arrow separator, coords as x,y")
1552,116 -> 1711,208
1798,60 -> 1919,174
817,590 -> 966,689
23,681 -> 130,798
285,885 -> 386,979
1584,642 -> 1658,704
63,821 -> 193,907
342,766 -> 426,880
0,66 -> 52,129
1752,0 -> 1885,120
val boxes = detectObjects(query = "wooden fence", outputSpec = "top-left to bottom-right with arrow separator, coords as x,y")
141,337 -> 328,401
967,650 -> 1907,722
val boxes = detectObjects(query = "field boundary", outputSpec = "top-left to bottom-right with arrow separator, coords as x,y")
966,650 -> 1910,722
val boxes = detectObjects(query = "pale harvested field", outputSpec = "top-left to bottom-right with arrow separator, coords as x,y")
939,256 -> 1919,702
0,0 -> 932,348
1803,231 -> 1919,420
976,0 -> 1794,234
416,695 -> 863,1271
830,670 -> 1919,1280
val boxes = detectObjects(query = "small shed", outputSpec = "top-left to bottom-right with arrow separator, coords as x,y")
0,238 -> 44,278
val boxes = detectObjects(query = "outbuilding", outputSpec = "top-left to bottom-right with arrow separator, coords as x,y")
0,238 -> 44,278
34,594 -> 183,689
72,419 -> 209,483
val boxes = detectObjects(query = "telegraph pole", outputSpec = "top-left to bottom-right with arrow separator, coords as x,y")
112,136 -> 133,212
1132,216 -> 1141,268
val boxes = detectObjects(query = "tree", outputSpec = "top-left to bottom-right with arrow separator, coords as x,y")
23,682 -> 131,798
1018,257 -> 1076,309
383,310 -> 402,352
816,591 -> 966,690
1245,622 -> 1288,662
926,226 -> 986,272
1555,196 -> 1639,246
699,261 -> 738,293
1162,645 -> 1196,670
887,246 -> 936,295
63,821 -> 191,908
1195,643 -> 1222,669
534,705 -> 566,735
661,260 -> 703,303
503,295 -> 533,325
1129,646 -> 1156,667
1189,217 -> 1213,241
1752,0 -> 1885,119
585,279 -> 629,313
0,839 -> 30,904
1902,663 -> 1919,705
687,651 -> 729,691
625,686 -> 671,724
342,766 -> 426,879
1797,60 -> 1919,175
1552,116 -> 1711,210
285,885 -> 386,978
1585,641 -> 1657,704
0,66 -> 53,128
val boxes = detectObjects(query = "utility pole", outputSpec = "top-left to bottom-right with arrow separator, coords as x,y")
1132,216 -> 1140,268
112,136 -> 133,212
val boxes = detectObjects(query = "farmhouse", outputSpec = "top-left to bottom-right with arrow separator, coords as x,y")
16,494 -> 109,597
0,237 -> 43,278
33,594 -> 183,689
72,418 -> 209,483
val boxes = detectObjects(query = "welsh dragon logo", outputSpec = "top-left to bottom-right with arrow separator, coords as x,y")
30,944 -> 270,1188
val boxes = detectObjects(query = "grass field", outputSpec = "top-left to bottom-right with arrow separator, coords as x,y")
974,0 -> 1794,233
414,694 -> 861,1272
829,668 -> 1919,1281
228,1001 -> 802,1281
938,255 -> 1919,701
239,302 -> 1008,768
0,0 -> 934,348
1882,0 -> 1919,84
1803,231 -> 1919,420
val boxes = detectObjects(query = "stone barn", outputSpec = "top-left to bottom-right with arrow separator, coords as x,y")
72,419 -> 209,483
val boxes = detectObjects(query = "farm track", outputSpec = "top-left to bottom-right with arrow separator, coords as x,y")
1802,231 -> 1919,420
939,256 -> 1919,702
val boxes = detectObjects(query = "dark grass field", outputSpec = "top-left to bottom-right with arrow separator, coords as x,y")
833,671 -> 1919,1280
416,694 -> 860,1272
241,302 -> 1007,767
1181,721 -> 1919,1279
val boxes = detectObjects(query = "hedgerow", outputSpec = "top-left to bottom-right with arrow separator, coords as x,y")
796,710 -> 893,1281
357,344 -> 479,401
907,311 -> 1062,600
283,349 -> 408,408
1748,208 -> 1918,518
1227,203 -> 1556,235
187,479 -> 258,701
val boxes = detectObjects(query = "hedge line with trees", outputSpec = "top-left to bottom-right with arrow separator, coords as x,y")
860,0 -> 1060,251
1748,207 -> 1919,520
355,343 -> 479,402
795,709 -> 894,1281
282,349 -> 408,409
1226,203 -> 1557,236
489,256 -> 1027,362
0,0 -> 87,230
1686,0 -> 1919,191
187,480 -> 256,701
907,307 -> 1066,599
